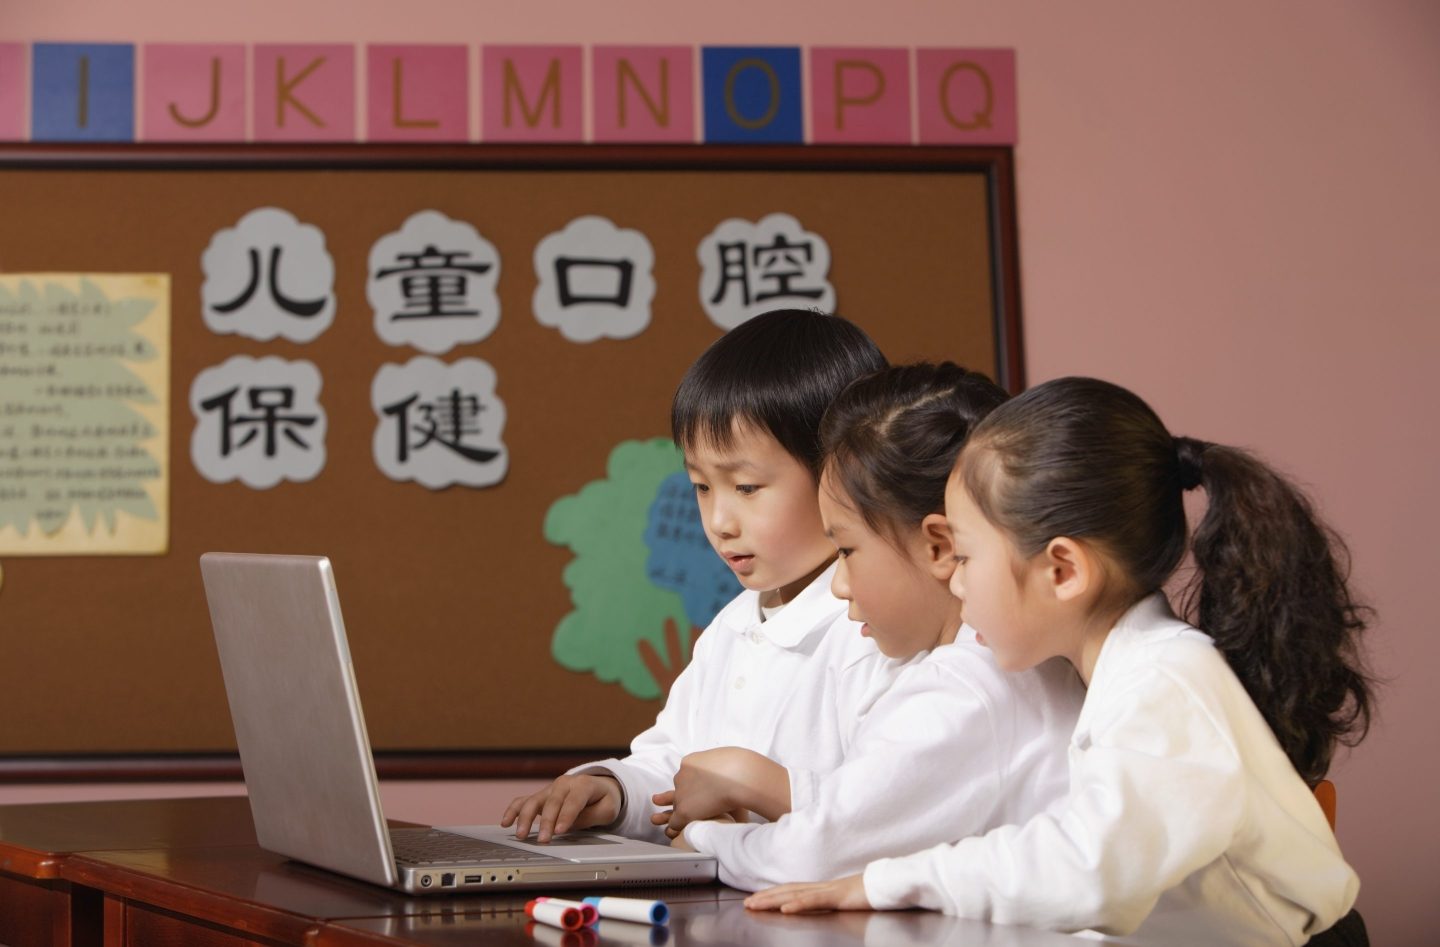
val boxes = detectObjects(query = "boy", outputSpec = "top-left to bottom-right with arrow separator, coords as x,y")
501,309 -> 897,845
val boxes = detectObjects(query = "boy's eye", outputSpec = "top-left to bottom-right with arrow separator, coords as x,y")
691,482 -> 709,495
735,484 -> 759,496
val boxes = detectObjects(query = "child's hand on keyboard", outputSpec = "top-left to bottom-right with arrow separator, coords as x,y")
501,774 -> 623,844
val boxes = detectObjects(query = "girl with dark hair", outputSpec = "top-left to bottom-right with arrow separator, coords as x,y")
748,376 -> 1370,945
675,363 -> 1084,890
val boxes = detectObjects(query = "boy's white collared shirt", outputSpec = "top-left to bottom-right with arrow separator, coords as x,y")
862,594 -> 1360,946
571,562 -> 905,844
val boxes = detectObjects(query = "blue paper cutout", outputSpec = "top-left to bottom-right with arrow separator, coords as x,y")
643,470 -> 741,629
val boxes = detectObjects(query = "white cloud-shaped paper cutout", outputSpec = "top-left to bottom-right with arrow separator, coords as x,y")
371,356 -> 508,490
532,215 -> 656,343
190,355 -> 327,489
367,210 -> 501,354
697,212 -> 836,331
200,207 -> 336,343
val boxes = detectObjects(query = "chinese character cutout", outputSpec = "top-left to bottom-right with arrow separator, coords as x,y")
190,356 -> 327,488
367,210 -> 502,354
697,212 -> 837,330
371,356 -> 508,489
200,207 -> 337,343
533,216 -> 656,343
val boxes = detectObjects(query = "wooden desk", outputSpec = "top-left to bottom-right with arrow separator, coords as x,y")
62,845 -> 749,947
0,797 -> 1079,947
0,796 -> 256,947
318,902 -> 1087,946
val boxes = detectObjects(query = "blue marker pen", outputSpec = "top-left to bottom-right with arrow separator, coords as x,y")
582,895 -> 669,926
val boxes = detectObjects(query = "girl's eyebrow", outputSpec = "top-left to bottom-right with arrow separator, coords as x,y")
712,458 -> 761,473
684,458 -> 761,474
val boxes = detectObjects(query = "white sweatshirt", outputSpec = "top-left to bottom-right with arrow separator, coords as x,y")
571,562 -> 904,844
683,628 -> 1085,890
863,594 -> 1359,946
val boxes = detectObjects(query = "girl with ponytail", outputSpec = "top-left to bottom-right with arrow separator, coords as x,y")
748,377 -> 1371,945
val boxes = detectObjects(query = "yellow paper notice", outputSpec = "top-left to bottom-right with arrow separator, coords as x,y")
0,274 -> 169,555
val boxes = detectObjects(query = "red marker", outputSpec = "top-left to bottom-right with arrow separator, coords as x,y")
525,921 -> 595,947
525,897 -> 584,931
536,896 -> 599,925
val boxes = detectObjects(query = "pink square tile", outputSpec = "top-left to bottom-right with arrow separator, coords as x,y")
592,45 -> 694,143
809,47 -> 910,144
254,44 -> 355,142
142,43 -> 246,142
482,45 -> 583,142
0,44 -> 24,140
367,44 -> 469,142
917,48 -> 1017,145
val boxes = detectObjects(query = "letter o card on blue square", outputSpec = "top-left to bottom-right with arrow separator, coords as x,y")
32,43 -> 135,141
702,46 -> 802,144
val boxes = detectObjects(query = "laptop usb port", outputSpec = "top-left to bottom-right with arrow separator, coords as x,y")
464,875 -> 483,884
440,873 -> 455,887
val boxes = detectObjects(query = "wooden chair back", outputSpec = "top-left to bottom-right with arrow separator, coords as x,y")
1314,778 -> 1337,831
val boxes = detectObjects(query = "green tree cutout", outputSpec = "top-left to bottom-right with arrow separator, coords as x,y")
544,438 -> 695,701
0,279 -> 161,536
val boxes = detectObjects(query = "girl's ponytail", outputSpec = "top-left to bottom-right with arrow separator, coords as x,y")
1178,439 -> 1373,785
960,378 -> 1373,786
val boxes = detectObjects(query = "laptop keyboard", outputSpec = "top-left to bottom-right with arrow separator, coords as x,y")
390,828 -> 563,867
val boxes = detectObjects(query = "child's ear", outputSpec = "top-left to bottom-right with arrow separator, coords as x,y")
1042,537 -> 1093,602
920,514 -> 956,580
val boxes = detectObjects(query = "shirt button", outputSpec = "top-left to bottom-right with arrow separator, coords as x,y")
734,676 -> 746,689
750,631 -> 763,644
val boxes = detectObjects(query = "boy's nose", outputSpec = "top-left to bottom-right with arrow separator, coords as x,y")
708,504 -> 738,538
830,562 -> 851,600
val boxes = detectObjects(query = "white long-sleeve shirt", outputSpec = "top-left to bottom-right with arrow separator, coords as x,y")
571,562 -> 904,844
682,628 -> 1085,890
863,594 -> 1359,946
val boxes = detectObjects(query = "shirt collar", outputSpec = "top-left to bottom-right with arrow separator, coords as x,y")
1086,592 -> 1177,690
720,560 -> 842,650
1071,592 -> 1203,750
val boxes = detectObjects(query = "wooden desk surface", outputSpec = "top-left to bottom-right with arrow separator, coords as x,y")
0,796 -> 1082,947
64,843 -> 749,945
323,900 -> 1085,946
0,795 -> 255,877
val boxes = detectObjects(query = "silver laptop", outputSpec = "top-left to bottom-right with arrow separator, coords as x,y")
200,552 -> 717,895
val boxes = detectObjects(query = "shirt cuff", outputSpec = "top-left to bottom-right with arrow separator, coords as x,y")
681,820 -> 714,853
566,763 -> 628,829
862,857 -> 914,911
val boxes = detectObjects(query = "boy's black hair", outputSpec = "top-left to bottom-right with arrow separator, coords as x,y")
671,309 -> 886,476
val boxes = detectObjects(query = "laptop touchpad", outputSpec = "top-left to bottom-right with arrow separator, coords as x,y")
510,833 -> 619,846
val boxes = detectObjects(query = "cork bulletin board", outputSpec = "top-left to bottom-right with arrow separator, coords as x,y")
0,145 -> 1021,776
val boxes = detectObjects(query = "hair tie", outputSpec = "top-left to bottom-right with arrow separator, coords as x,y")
1173,436 -> 1207,491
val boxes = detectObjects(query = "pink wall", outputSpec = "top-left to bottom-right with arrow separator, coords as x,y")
4,1 -> 1437,941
